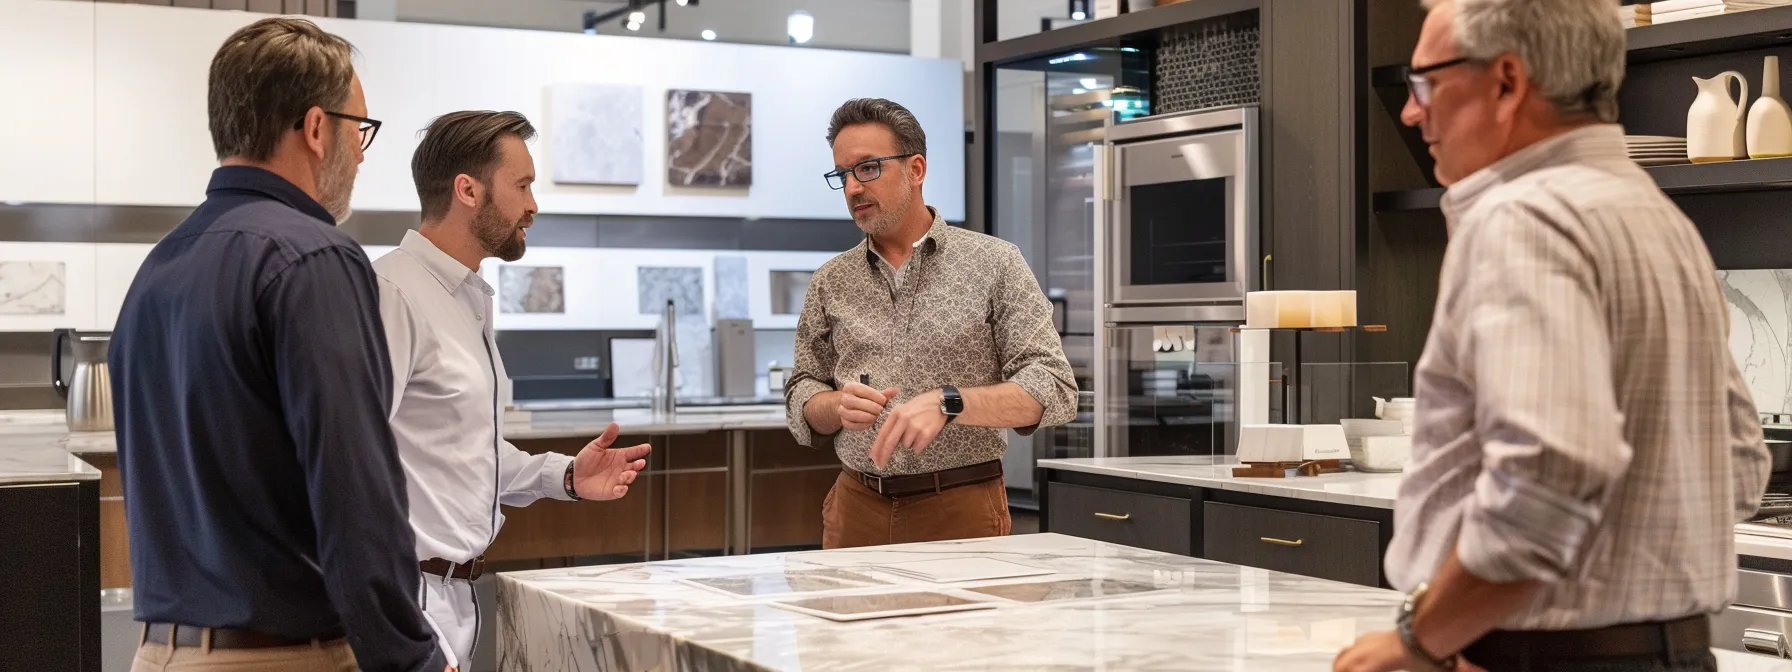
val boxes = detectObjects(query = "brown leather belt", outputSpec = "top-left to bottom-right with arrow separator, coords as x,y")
1463,614 -> 1710,667
141,622 -> 341,649
421,556 -> 486,581
844,460 -> 1003,498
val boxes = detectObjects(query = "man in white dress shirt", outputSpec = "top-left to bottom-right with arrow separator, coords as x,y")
374,110 -> 651,668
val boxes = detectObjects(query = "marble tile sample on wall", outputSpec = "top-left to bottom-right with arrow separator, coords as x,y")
0,262 -> 67,315
1721,269 -> 1792,413
666,90 -> 752,188
713,256 -> 749,320
501,266 -> 566,314
550,83 -> 644,186
770,270 -> 813,315
637,266 -> 704,316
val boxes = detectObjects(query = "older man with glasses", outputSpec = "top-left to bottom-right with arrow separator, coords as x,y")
782,98 -> 1078,549
1333,1 -> 1770,671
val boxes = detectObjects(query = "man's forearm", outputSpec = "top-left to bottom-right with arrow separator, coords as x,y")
803,390 -> 844,436
1412,550 -> 1543,659
955,382 -> 1043,429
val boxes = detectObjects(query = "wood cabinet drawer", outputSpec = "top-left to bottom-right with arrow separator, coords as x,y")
1047,483 -> 1193,555
1202,501 -> 1381,586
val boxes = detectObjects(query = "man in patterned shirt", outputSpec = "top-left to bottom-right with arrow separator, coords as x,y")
1335,1 -> 1769,671
784,98 -> 1078,549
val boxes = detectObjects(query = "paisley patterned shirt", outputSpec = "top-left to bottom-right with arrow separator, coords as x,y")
784,209 -> 1078,476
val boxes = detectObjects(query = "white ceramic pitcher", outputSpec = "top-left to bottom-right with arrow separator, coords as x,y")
1688,71 -> 1749,163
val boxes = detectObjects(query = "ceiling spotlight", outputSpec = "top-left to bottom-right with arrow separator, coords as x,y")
787,10 -> 814,45
701,29 -> 717,40
1072,10 -> 1086,20
676,0 -> 690,5
628,10 -> 646,24
626,20 -> 642,31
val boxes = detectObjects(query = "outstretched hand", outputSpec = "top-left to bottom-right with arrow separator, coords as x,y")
572,422 -> 651,500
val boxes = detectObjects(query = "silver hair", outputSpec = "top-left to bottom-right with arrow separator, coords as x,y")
1422,0 -> 1625,123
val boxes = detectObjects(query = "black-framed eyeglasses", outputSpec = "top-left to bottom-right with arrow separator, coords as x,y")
1402,56 -> 1472,108
295,111 -> 382,151
824,153 -> 917,190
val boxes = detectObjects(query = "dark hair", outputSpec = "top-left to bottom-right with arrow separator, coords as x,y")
207,17 -> 356,161
826,98 -> 927,157
411,111 -> 537,221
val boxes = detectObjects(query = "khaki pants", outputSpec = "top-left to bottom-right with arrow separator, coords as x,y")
821,469 -> 1011,549
131,633 -> 357,672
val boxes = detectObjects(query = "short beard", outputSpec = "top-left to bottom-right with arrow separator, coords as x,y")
315,126 -> 357,224
473,198 -> 527,262
852,167 -> 911,238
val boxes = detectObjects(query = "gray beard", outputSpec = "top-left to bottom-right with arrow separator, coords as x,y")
315,129 -> 356,224
855,187 -> 911,238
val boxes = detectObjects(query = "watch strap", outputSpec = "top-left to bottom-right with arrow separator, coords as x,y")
1397,583 -> 1457,671
940,385 -> 963,423
563,462 -> 582,501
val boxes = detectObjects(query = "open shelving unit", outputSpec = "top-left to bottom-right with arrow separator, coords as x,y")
1369,4 -> 1792,213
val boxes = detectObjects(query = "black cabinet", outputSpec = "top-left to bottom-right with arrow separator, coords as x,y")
0,480 -> 101,672
1201,501 -> 1383,587
1045,483 -> 1194,556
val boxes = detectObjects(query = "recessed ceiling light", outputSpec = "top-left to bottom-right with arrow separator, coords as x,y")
701,29 -> 717,40
1072,10 -> 1086,20
787,10 -> 814,44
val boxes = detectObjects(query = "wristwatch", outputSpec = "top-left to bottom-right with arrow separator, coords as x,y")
1397,582 -> 1458,671
563,462 -> 582,501
939,385 -> 963,424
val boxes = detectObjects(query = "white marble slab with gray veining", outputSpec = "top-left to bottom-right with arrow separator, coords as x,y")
0,442 -> 99,484
496,532 -> 1404,671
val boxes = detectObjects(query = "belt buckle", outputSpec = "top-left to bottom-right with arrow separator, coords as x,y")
471,556 -> 486,579
864,473 -> 884,495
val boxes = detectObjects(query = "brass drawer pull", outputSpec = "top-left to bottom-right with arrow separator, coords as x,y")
1093,512 -> 1132,521
1260,536 -> 1304,547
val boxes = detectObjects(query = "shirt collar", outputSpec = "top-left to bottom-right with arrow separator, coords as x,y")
861,206 -> 949,266
205,166 -> 337,226
1439,124 -> 1630,233
399,229 -> 492,297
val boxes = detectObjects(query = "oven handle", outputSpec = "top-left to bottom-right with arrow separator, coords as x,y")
1743,627 -> 1790,657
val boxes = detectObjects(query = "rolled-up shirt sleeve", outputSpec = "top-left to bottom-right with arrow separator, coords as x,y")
785,272 -> 836,449
1452,202 -> 1630,584
992,248 -> 1078,435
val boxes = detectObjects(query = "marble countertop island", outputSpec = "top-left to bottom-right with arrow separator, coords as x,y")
1039,456 -> 1792,563
496,532 -> 1406,671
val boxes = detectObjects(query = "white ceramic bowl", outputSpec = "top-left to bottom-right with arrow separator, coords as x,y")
1351,435 -> 1411,472
1341,418 -> 1405,439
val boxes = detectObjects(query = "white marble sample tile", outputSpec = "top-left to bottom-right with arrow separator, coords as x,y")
0,261 -> 65,314
1721,269 -> 1792,413
495,533 -> 1404,671
550,83 -> 644,186
712,255 -> 748,320
666,89 -> 752,188
500,265 -> 566,314
0,242 -> 98,330
637,266 -> 703,316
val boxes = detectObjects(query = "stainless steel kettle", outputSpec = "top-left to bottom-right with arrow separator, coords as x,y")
52,329 -> 113,432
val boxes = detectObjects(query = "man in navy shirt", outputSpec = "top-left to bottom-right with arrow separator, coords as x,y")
111,17 -> 447,672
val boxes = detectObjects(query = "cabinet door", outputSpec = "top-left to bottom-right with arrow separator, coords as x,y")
1046,483 -> 1193,555
1203,501 -> 1381,586
0,481 -> 96,672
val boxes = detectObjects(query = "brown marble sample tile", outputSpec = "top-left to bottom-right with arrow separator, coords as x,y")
666,90 -> 752,188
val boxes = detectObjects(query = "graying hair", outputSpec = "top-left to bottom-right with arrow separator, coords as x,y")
826,98 -> 927,157
1423,0 -> 1625,123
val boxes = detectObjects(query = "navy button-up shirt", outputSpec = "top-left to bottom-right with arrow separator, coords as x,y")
110,166 -> 445,672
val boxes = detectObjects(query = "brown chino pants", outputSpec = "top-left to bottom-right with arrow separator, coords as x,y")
820,469 -> 1012,549
131,633 -> 358,672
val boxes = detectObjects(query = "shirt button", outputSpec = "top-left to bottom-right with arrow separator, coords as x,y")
895,356 -> 903,363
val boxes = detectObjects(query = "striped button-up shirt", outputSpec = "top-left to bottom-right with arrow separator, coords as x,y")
1385,124 -> 1771,629
784,208 -> 1079,476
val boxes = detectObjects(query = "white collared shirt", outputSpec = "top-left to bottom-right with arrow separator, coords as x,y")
374,230 -> 575,564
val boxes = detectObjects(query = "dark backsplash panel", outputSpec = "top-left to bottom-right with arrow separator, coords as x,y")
1154,11 -> 1261,115
496,330 -> 654,401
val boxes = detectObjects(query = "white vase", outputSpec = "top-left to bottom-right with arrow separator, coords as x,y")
1688,70 -> 1749,163
1749,56 -> 1792,159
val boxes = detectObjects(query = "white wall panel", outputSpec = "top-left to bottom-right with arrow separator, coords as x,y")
12,1 -> 966,220
0,0 -> 97,205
